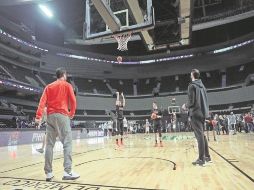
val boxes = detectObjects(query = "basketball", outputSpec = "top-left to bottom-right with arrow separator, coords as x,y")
117,56 -> 123,63
151,112 -> 157,120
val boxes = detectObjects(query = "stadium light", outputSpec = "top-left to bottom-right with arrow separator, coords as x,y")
39,4 -> 53,18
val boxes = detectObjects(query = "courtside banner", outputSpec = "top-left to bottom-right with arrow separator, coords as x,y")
0,129 -> 104,147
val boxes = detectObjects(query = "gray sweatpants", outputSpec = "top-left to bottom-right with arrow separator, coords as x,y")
190,117 -> 210,161
44,113 -> 72,174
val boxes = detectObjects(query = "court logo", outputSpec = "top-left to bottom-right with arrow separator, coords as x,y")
162,135 -> 194,141
8,131 -> 20,146
0,178 -> 147,190
32,132 -> 45,142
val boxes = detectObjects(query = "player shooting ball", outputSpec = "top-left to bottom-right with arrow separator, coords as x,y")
115,91 -> 126,148
151,101 -> 163,147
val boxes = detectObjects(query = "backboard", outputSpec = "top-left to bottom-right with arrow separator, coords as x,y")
84,0 -> 155,40
168,106 -> 181,114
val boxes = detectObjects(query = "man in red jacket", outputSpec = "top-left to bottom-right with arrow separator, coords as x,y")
35,68 -> 79,181
244,113 -> 253,133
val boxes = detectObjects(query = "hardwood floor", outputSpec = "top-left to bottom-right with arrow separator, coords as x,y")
0,132 -> 253,190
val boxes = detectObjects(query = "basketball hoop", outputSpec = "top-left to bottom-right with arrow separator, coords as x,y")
113,32 -> 132,51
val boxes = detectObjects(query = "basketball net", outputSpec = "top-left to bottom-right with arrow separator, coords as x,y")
113,32 -> 132,51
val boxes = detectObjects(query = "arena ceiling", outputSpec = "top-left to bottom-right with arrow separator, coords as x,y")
0,0 -> 253,56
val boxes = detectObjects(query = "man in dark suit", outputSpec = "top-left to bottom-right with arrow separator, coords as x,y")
182,69 -> 211,166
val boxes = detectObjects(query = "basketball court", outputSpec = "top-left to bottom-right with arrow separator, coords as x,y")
0,0 -> 253,190
0,133 -> 253,190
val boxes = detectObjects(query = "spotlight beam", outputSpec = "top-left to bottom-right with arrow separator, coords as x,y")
39,4 -> 53,18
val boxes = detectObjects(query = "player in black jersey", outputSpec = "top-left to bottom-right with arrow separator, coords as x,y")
151,102 -> 163,147
115,91 -> 126,148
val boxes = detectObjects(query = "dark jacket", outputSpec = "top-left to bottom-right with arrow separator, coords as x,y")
187,79 -> 209,119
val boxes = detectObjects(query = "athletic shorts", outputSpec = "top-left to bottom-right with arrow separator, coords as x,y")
116,119 -> 124,136
154,121 -> 162,134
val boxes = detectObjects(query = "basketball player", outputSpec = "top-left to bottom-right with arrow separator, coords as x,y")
151,102 -> 163,147
172,112 -> 177,132
228,112 -> 237,135
108,120 -> 113,137
35,68 -> 79,181
145,119 -> 150,136
182,69 -> 211,166
123,117 -> 128,137
115,91 -> 125,148
205,116 -> 216,141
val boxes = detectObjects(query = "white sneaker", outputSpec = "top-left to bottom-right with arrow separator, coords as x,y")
46,172 -> 54,182
62,171 -> 80,180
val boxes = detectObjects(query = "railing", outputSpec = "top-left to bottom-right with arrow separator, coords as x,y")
193,4 -> 254,24
1,28 -> 254,66
0,28 -> 48,52
0,78 -> 41,93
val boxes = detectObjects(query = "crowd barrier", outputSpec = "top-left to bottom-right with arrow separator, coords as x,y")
0,128 -> 104,147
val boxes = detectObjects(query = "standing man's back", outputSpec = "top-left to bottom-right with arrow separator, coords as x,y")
35,68 -> 80,181
187,79 -> 209,120
37,80 -> 75,118
183,69 -> 211,167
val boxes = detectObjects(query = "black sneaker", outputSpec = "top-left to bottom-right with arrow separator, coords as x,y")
192,159 -> 206,167
205,157 -> 212,163
46,173 -> 54,182
36,148 -> 44,154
